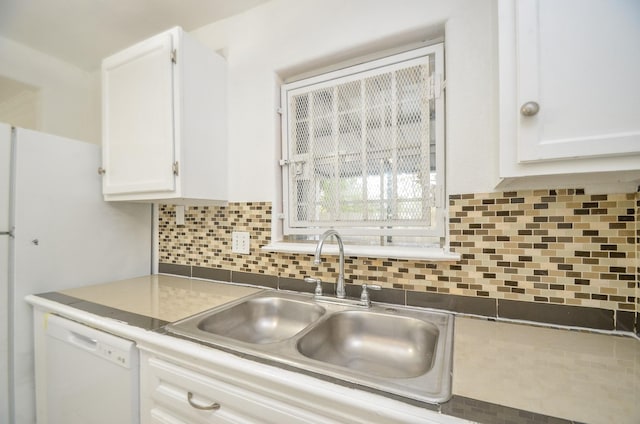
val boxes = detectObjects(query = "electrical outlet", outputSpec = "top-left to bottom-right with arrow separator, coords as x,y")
231,231 -> 250,254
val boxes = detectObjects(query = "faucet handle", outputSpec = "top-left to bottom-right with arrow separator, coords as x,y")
304,277 -> 323,296
360,283 -> 381,305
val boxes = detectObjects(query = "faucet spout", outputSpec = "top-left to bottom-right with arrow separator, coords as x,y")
314,229 -> 346,298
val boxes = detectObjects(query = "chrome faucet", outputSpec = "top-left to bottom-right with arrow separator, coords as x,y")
313,229 -> 346,298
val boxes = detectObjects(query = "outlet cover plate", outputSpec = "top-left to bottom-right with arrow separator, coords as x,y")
232,231 -> 250,254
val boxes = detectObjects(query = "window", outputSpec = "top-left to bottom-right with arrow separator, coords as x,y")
276,44 -> 447,254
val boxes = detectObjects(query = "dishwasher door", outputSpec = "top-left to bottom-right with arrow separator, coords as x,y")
45,315 -> 139,424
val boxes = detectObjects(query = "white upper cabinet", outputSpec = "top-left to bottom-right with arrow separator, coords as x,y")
101,27 -> 227,204
498,0 -> 640,181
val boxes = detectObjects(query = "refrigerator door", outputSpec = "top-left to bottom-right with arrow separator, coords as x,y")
11,127 -> 152,424
0,122 -> 11,424
0,123 -> 10,231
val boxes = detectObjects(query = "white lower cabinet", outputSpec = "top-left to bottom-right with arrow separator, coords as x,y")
138,345 -> 461,424
141,353 -> 321,424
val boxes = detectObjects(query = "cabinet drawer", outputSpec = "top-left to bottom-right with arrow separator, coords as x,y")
144,356 -> 329,424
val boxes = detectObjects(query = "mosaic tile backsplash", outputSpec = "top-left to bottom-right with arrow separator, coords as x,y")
158,189 -> 638,329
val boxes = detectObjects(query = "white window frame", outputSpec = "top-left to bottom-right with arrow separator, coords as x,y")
265,44 -> 458,260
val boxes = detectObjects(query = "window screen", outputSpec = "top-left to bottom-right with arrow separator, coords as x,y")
281,45 -> 444,238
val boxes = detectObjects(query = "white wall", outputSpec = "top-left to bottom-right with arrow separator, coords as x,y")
192,0 -> 499,201
0,1 -> 499,193
0,36 -> 101,144
0,87 -> 40,131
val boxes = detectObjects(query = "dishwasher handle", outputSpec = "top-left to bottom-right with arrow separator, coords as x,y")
69,331 -> 98,350
45,314 -> 137,369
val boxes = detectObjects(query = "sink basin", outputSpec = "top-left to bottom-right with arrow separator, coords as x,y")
175,295 -> 325,344
166,290 -> 454,404
296,311 -> 438,378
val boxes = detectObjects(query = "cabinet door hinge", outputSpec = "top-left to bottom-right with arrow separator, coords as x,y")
172,161 -> 179,176
97,167 -> 106,175
171,49 -> 177,64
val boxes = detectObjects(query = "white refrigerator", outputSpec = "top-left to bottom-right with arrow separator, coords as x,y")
0,122 -> 152,424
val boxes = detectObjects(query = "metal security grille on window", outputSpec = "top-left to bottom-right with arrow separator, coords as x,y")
284,54 -> 440,236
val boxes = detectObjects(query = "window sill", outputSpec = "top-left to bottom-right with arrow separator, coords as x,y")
261,242 -> 461,261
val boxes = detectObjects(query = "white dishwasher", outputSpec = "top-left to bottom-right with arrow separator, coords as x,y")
44,314 -> 139,424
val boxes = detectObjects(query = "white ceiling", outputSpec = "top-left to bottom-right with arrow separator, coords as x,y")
0,0 -> 269,71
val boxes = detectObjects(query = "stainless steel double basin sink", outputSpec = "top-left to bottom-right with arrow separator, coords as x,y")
166,290 -> 454,404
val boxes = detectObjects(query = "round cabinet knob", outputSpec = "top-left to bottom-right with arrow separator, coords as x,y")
520,101 -> 540,117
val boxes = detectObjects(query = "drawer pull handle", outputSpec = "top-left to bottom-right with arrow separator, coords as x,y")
187,392 -> 220,411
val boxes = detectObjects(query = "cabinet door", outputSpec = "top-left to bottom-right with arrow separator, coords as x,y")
102,32 -> 176,195
142,356 -> 324,424
510,0 -> 640,163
